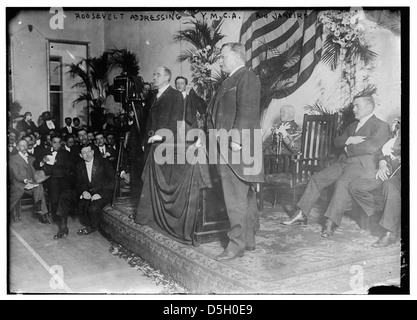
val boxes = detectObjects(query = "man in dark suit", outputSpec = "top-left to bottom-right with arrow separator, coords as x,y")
74,128 -> 99,157
349,118 -> 401,247
38,111 -> 57,137
16,112 -> 38,134
34,134 -> 77,239
175,76 -> 207,131
131,66 -> 184,219
76,143 -> 115,235
60,117 -> 77,137
9,139 -> 50,223
95,132 -> 117,168
8,131 -> 18,155
281,94 -> 391,238
145,67 -> 184,145
207,42 -> 264,261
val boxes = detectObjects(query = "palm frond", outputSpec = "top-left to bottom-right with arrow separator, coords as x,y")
173,18 -> 225,60
321,35 -> 341,71
107,48 -> 140,76
354,84 -> 378,99
71,92 -> 92,108
256,43 -> 301,110
304,102 -> 334,115
177,48 -> 197,63
345,39 -> 378,65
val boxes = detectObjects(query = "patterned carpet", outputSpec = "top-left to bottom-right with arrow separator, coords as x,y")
102,198 -> 403,294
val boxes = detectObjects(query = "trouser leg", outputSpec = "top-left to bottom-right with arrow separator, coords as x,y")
349,175 -> 382,217
218,164 -> 253,254
325,165 -> 373,226
379,176 -> 401,233
297,162 -> 344,215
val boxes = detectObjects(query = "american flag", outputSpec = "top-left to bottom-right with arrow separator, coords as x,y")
239,9 -> 323,99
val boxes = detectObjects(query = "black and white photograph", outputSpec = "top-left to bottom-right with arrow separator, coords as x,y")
3,3 -> 411,298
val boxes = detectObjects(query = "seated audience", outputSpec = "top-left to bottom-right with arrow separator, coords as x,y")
9,139 -> 50,223
16,112 -> 38,135
95,132 -> 117,167
8,131 -> 17,155
106,134 -> 117,150
38,111 -> 57,137
23,135 -> 36,156
61,117 -> 77,136
73,117 -> 82,131
281,94 -> 390,239
349,117 -> 401,247
75,143 -> 115,235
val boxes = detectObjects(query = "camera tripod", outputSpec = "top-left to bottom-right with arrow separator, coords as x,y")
111,100 -> 142,206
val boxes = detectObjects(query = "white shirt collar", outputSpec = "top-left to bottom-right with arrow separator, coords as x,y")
18,151 -> 28,162
358,113 -> 374,125
65,145 -> 71,152
181,91 -> 187,99
229,65 -> 245,77
157,84 -> 170,98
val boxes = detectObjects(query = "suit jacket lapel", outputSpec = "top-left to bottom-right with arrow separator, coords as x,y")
91,157 -> 97,185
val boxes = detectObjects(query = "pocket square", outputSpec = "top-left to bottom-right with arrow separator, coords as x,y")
227,87 -> 237,92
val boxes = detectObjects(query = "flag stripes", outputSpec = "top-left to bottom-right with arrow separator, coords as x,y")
239,10 -> 323,99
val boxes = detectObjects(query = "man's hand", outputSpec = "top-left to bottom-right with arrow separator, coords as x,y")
230,141 -> 242,152
194,137 -> 202,148
275,122 -> 291,137
82,191 -> 92,200
148,135 -> 163,144
91,194 -> 102,201
376,161 -> 390,181
346,136 -> 366,145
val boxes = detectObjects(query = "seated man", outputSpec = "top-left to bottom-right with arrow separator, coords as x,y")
349,117 -> 401,247
9,139 -> 50,223
281,93 -> 390,238
272,104 -> 302,155
76,143 -> 115,235
60,117 -> 77,137
95,132 -> 117,168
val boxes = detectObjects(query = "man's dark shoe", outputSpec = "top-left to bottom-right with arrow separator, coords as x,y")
321,219 -> 336,238
281,209 -> 307,226
38,214 -> 50,224
372,231 -> 397,248
214,250 -> 244,261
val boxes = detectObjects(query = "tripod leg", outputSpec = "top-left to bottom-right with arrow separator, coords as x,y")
112,136 -> 125,206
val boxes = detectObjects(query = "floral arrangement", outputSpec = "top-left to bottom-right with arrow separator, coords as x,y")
190,45 -> 216,102
319,9 -> 367,46
319,9 -> 378,72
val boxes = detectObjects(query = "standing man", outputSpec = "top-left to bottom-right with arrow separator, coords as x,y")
281,94 -> 390,238
95,132 -> 117,168
34,134 -> 77,239
132,66 -> 184,220
207,42 -> 264,261
175,76 -> 207,131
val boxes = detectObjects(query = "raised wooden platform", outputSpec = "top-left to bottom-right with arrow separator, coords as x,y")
101,198 -> 403,294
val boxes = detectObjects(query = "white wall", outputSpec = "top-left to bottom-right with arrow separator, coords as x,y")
8,9 -> 105,127
9,9 -> 401,135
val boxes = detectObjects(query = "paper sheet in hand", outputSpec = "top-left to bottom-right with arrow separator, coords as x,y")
45,153 -> 56,165
24,182 -> 39,190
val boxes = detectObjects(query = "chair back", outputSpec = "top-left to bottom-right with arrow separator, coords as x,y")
296,113 -> 338,184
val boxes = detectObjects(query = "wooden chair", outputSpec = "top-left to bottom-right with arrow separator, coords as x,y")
259,113 -> 338,212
